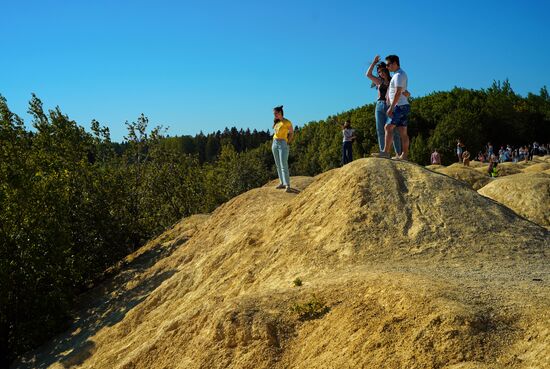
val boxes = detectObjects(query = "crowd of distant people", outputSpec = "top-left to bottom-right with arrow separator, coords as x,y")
429,140 -> 550,178
475,142 -> 549,164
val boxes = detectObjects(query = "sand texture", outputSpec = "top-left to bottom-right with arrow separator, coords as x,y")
522,162 -> 550,173
478,172 -> 550,229
434,164 -> 491,190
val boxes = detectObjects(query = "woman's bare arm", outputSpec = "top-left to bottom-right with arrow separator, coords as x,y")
366,55 -> 382,85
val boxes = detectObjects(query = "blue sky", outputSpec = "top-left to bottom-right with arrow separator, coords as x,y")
1,0 -> 549,141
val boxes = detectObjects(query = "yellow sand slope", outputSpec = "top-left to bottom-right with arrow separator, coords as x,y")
478,172 -> 550,229
434,163 -> 491,190
522,162 -> 550,173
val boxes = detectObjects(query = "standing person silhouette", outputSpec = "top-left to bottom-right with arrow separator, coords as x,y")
342,120 -> 356,165
272,105 -> 294,193
462,150 -> 471,166
456,139 -> 465,163
487,142 -> 494,158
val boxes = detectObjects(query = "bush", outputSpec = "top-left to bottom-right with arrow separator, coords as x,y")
290,295 -> 330,321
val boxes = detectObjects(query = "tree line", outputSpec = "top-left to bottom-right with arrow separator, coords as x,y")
1,81 -> 549,366
161,127 -> 272,163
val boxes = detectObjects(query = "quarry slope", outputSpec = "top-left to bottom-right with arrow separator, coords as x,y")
14,158 -> 549,369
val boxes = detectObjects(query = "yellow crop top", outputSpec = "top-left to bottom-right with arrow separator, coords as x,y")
273,119 -> 293,141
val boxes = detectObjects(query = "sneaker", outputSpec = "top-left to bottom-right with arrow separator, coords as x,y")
391,155 -> 401,160
285,186 -> 293,193
275,183 -> 285,189
371,152 -> 390,158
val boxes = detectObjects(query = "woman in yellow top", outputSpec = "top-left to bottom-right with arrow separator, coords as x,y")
272,105 -> 293,192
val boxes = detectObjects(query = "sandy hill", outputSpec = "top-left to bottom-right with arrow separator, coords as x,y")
14,158 -> 549,369
522,162 -> 550,173
478,172 -> 550,229
432,164 -> 491,190
534,155 -> 550,163
465,161 -> 487,168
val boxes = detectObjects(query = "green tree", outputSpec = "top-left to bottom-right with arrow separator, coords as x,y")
409,134 -> 431,165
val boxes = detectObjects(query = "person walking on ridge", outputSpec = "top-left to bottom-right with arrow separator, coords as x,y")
272,105 -> 294,192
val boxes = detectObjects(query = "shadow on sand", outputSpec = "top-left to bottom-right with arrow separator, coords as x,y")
14,238 -> 186,369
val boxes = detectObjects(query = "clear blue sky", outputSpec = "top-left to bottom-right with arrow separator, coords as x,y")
1,0 -> 549,141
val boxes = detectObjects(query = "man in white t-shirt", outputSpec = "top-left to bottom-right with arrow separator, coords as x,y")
373,54 -> 411,160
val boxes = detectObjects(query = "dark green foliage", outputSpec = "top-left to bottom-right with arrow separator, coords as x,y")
409,134 -> 431,165
161,127 -> 271,163
289,104 -> 379,176
203,144 -> 270,209
0,96 -> 136,364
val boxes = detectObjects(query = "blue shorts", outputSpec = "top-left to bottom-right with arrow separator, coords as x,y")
386,104 -> 410,127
